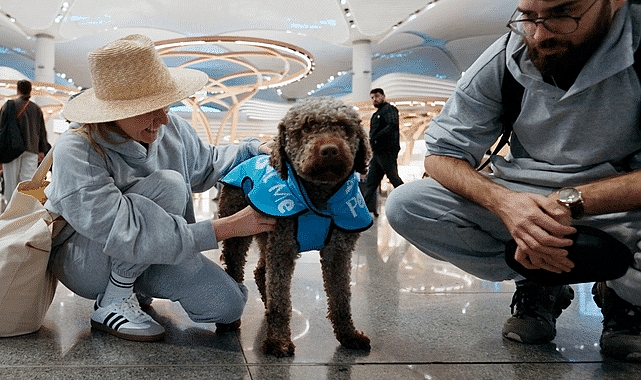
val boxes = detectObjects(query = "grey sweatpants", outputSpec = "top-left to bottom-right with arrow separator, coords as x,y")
386,177 -> 641,306
48,170 -> 248,324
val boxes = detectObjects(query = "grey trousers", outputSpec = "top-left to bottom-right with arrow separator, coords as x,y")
386,177 -> 641,306
49,170 -> 248,324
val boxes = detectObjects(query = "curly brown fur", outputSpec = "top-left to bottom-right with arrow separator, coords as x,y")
217,97 -> 372,357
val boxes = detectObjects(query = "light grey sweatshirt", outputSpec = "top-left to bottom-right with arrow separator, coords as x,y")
45,113 -> 261,264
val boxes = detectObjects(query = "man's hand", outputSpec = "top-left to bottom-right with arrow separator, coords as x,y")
423,154 -> 580,274
498,192 -> 576,273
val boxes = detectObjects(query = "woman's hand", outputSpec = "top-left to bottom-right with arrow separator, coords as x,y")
258,140 -> 274,155
212,205 -> 276,241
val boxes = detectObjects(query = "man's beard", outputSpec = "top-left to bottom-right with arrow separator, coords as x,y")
527,1 -> 612,80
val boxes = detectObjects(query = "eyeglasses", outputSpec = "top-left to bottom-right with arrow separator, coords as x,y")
506,0 -> 600,37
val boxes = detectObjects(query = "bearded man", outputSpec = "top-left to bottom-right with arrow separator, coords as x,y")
386,0 -> 641,361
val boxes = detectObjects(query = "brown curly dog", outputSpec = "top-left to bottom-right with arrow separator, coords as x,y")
217,97 -> 373,357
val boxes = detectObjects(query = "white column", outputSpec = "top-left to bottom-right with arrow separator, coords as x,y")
351,39 -> 372,102
35,34 -> 55,83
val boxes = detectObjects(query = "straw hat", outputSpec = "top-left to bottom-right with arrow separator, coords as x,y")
63,34 -> 208,123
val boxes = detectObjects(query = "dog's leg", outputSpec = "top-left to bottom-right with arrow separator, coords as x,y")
262,220 -> 298,357
220,236 -> 252,282
215,237 -> 250,333
319,232 -> 370,350
216,185 -> 252,333
254,234 -> 268,305
217,185 -> 253,282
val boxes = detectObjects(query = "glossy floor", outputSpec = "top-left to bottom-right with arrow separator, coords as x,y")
2,194 -> 641,380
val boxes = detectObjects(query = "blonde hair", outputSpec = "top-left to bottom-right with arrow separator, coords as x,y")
73,122 -> 130,158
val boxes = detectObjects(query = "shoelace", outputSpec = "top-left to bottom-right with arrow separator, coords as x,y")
509,285 -> 540,317
119,295 -> 152,323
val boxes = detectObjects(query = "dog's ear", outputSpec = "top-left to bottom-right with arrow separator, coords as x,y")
270,121 -> 288,180
353,126 -> 372,175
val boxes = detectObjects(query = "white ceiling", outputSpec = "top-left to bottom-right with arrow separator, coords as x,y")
0,0 -> 517,101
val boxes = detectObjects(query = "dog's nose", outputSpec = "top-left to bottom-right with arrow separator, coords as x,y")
320,144 -> 339,158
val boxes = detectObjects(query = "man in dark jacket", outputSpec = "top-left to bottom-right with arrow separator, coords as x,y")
0,80 -> 49,202
362,88 -> 403,216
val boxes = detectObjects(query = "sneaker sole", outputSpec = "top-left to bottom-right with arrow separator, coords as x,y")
502,317 -> 556,344
91,319 -> 165,342
502,330 -> 555,344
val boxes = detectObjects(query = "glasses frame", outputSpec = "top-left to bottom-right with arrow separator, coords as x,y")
506,0 -> 601,37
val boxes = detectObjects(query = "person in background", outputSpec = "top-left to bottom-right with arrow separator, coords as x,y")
361,88 -> 404,216
0,79 -> 49,202
386,0 -> 641,361
45,34 -> 276,342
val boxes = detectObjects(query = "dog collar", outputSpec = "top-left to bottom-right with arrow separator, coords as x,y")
221,155 -> 373,251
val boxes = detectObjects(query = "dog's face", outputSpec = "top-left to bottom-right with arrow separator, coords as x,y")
271,97 -> 372,185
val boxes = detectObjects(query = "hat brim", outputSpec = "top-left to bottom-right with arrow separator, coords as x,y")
62,67 -> 208,123
505,225 -> 634,285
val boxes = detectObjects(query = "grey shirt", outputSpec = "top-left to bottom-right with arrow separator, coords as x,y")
425,2 -> 641,188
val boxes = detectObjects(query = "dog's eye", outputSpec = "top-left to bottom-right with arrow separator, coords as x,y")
341,127 -> 354,138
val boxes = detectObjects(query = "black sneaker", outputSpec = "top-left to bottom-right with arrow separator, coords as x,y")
592,282 -> 641,361
502,280 -> 574,343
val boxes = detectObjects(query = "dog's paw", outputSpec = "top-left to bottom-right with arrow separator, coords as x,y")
262,338 -> 296,357
338,330 -> 371,350
215,319 -> 241,333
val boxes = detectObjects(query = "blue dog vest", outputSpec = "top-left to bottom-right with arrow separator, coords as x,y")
221,155 -> 372,252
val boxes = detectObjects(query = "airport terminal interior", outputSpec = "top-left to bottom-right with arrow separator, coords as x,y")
2,0 -> 641,379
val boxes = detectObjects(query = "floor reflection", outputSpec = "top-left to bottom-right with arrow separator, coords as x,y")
2,190 -> 641,380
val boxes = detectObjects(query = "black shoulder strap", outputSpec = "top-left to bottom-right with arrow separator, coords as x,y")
477,35 -> 523,171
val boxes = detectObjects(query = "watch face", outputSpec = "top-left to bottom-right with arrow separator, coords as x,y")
558,187 -> 581,203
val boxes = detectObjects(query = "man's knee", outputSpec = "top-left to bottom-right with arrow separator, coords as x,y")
386,181 -> 417,232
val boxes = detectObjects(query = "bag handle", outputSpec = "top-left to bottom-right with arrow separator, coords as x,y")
15,147 -> 54,205
30,146 -> 53,184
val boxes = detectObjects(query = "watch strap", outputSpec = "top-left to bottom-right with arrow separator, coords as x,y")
568,200 -> 584,219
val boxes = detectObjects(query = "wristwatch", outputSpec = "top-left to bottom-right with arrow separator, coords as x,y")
557,187 -> 584,219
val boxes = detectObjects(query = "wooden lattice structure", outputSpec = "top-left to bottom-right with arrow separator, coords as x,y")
155,36 -> 314,145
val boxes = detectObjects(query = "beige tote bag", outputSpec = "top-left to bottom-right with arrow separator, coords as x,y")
0,150 -> 62,337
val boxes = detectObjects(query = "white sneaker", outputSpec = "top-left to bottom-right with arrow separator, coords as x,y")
91,293 -> 165,342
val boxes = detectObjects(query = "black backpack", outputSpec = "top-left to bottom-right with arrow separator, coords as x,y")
0,100 -> 27,164
477,35 -> 641,171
